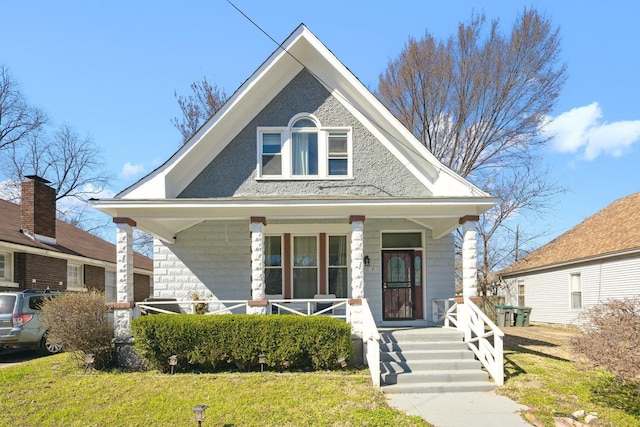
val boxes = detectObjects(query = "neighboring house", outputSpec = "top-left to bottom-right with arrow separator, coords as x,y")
500,192 -> 640,325
0,175 -> 153,301
93,24 -> 495,338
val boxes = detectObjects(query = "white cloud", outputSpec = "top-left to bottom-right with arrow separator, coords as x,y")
542,102 -> 640,160
119,162 -> 146,179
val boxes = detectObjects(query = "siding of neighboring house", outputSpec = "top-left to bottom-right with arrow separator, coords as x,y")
154,218 -> 454,323
503,253 -> 640,325
179,70 -> 430,199
84,264 -> 106,289
13,253 -> 67,291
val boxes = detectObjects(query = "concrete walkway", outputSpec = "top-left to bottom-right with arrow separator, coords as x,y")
386,391 -> 531,427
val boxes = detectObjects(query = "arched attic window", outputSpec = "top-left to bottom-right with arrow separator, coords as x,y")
257,114 -> 351,179
291,116 -> 319,175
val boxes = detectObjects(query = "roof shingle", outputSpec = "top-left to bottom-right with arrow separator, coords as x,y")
502,192 -> 640,275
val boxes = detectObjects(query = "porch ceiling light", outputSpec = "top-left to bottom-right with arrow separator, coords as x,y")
192,404 -> 208,426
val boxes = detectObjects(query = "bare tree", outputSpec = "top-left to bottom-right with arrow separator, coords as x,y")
4,123 -> 111,203
171,76 -> 227,144
0,65 -> 47,151
377,9 -> 567,289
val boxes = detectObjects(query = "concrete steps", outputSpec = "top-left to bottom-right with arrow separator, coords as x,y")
380,327 -> 495,394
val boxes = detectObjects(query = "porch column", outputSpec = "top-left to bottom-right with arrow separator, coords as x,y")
113,217 -> 135,339
460,215 -> 480,298
349,215 -> 365,299
249,217 -> 267,315
349,215 -> 365,339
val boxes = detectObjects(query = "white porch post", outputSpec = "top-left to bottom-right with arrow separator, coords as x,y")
114,217 -> 136,339
459,215 -> 479,338
461,216 -> 479,298
349,215 -> 365,337
249,216 -> 267,315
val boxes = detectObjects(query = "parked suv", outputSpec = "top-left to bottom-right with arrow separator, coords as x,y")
0,290 -> 63,355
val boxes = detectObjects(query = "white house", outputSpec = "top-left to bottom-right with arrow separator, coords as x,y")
500,192 -> 640,325
93,25 -> 496,341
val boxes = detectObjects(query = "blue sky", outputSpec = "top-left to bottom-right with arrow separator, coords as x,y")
1,1 -> 639,251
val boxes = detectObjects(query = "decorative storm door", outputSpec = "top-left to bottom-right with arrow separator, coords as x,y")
382,250 -> 415,320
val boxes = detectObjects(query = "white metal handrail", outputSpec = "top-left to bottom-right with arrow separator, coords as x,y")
360,298 -> 381,388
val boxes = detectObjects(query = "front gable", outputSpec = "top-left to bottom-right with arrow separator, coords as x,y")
179,69 -> 431,198
119,24 -> 488,201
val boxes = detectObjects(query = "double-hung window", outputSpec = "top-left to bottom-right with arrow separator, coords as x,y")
257,114 -> 351,179
105,270 -> 117,302
67,263 -> 83,291
293,236 -> 318,298
265,236 -> 283,295
0,251 -> 11,283
328,235 -> 348,298
570,273 -> 582,309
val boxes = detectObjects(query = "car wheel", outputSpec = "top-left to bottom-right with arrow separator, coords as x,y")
40,332 -> 63,355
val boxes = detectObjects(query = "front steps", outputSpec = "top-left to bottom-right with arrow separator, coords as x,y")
380,327 -> 495,393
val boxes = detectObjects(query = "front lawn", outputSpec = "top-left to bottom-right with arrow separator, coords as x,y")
499,325 -> 640,426
0,354 -> 427,426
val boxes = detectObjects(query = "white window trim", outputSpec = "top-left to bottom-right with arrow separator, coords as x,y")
256,116 -> 353,180
0,251 -> 18,288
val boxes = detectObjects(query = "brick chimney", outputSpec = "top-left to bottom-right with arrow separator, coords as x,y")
21,175 -> 57,243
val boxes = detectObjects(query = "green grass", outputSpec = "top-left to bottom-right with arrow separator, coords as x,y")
498,328 -> 640,427
0,354 -> 428,426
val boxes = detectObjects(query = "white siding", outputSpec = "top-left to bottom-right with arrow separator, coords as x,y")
502,254 -> 640,325
363,219 -> 455,324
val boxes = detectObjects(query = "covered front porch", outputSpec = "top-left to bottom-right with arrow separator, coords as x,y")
97,197 -> 491,337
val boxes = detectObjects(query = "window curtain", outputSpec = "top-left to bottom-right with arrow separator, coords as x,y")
292,132 -> 318,175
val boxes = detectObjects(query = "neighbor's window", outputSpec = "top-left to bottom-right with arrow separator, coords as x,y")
570,273 -> 582,309
518,280 -> 525,307
328,235 -> 348,298
67,263 -> 83,291
265,236 -> 283,295
0,251 -> 8,281
257,114 -> 351,179
105,270 -> 117,302
293,236 -> 318,298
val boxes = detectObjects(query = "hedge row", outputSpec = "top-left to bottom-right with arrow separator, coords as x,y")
131,314 -> 353,373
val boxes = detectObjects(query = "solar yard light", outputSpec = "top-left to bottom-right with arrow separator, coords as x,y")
169,355 -> 178,374
258,353 -> 266,373
338,357 -> 347,369
192,404 -> 208,426
83,353 -> 95,372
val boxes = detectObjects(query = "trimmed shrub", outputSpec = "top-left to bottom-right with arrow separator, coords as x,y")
40,290 -> 114,369
131,314 -> 353,373
571,297 -> 640,387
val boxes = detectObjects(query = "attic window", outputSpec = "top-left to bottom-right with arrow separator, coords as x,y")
257,114 -> 351,179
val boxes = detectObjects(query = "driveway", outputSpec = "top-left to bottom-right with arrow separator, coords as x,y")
0,348 -> 41,368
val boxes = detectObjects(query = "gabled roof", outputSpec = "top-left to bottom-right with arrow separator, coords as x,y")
117,24 -> 489,201
0,199 -> 152,271
502,192 -> 640,276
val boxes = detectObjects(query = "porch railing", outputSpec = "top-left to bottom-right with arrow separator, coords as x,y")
432,297 -> 504,386
360,298 -> 381,388
134,298 -> 349,319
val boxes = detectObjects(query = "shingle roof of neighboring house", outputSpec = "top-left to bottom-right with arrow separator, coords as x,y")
0,199 -> 153,271
502,192 -> 640,276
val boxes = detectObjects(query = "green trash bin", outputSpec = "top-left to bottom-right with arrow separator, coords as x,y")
513,307 -> 532,327
495,305 -> 514,328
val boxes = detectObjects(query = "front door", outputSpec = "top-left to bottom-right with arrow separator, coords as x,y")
382,250 -> 415,320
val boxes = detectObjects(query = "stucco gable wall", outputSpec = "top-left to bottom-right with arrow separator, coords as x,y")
179,69 -> 430,198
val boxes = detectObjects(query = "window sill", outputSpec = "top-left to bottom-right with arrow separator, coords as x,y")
0,280 -> 19,288
67,285 -> 87,292
256,175 -> 353,181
